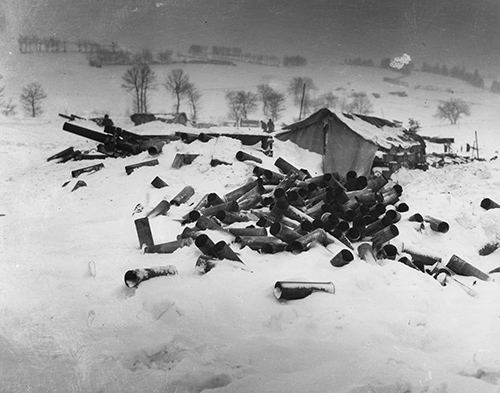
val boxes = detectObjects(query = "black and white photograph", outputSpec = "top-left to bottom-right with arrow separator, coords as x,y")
1,1 -> 500,392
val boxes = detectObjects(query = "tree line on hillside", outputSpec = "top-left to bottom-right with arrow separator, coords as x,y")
18,34 -> 105,54
342,56 -> 414,74
186,44 -> 281,66
17,34 -> 175,68
344,55 -> 487,91
282,56 -> 308,67
88,48 -> 174,67
421,62 -> 485,88
92,46 -> 290,68
187,44 -> 306,67
18,34 -> 307,69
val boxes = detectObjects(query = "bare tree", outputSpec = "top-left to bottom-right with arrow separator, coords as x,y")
257,84 -> 286,121
20,82 -> 47,117
226,90 -> 258,126
435,98 -> 470,125
164,69 -> 191,114
257,84 -> 274,116
288,77 -> 316,116
1,98 -> 17,116
186,82 -> 202,121
121,63 -> 157,113
0,75 -> 16,116
267,91 -> 285,122
342,92 -> 373,115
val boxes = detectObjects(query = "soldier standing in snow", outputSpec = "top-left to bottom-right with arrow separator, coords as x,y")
102,114 -> 121,150
267,119 -> 275,133
103,114 -> 114,134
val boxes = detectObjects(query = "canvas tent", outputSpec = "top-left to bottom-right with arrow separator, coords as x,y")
275,108 -> 424,176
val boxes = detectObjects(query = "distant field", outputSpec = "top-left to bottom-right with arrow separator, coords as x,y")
1,51 -> 499,156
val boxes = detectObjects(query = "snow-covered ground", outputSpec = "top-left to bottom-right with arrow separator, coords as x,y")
1,53 -> 500,392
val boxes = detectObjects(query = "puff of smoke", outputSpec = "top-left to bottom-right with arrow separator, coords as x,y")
390,53 -> 412,70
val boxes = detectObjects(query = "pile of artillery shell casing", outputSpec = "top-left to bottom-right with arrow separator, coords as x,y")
132,153 -> 494,292
176,156 -> 408,261
56,119 -> 489,290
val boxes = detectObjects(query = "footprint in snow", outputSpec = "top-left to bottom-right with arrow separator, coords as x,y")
460,368 -> 500,384
125,345 -> 186,372
167,372 -> 232,393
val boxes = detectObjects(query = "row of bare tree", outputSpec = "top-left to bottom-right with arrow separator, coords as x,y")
225,78 -> 374,125
120,67 -> 381,124
0,69 -> 472,126
285,77 -> 374,119
121,65 -> 201,120
224,78 -> 471,125
187,44 -> 283,67
18,35 -> 105,54
89,48 -> 174,67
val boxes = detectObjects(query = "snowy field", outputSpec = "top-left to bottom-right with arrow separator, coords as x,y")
1,53 -> 500,392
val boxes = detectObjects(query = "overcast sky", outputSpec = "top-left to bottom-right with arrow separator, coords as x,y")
2,0 -> 500,70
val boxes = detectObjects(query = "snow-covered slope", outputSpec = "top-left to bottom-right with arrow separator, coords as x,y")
1,117 -> 500,393
1,54 -> 500,393
1,52 -> 500,156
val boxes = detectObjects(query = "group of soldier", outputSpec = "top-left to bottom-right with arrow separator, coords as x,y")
260,119 -> 275,133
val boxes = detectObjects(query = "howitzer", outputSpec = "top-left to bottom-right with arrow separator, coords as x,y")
62,121 -> 177,156
63,122 -> 140,154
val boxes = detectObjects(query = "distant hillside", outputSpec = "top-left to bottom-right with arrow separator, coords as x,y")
1,51 -> 499,156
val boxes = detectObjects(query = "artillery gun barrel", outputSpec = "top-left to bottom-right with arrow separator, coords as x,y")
62,122 -> 141,154
62,121 -> 109,143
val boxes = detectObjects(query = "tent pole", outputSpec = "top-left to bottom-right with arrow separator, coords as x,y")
298,83 -> 306,120
475,131 -> 479,159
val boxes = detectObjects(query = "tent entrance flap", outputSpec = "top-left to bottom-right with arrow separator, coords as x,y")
323,120 -> 378,176
322,121 -> 328,156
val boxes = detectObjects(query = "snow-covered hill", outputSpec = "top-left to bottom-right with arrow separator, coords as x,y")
1,51 -> 500,156
1,53 -> 500,393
